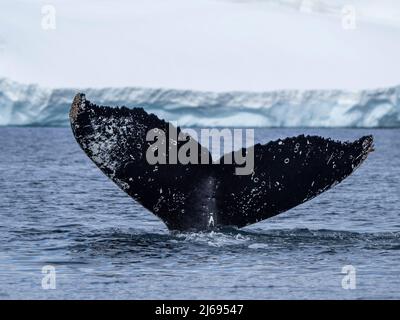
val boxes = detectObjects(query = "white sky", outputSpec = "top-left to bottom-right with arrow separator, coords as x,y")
1,0 -> 400,91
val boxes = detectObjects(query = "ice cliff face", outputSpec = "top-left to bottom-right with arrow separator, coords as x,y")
0,78 -> 399,127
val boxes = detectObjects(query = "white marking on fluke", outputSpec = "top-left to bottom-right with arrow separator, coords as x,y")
208,212 -> 215,227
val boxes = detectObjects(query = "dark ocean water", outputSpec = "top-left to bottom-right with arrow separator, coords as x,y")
0,127 -> 399,299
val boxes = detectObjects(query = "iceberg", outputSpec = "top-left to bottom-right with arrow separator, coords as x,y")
0,78 -> 399,127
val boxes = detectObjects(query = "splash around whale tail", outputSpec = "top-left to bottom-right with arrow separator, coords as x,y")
70,93 -> 374,231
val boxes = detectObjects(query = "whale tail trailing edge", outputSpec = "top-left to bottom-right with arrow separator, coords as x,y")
214,134 -> 373,228
70,93 -> 374,231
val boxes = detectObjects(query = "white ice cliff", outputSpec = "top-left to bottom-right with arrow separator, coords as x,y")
0,78 -> 399,127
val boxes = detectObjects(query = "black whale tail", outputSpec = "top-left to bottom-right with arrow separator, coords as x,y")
70,93 -> 374,231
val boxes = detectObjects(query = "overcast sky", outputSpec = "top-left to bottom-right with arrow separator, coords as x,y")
1,0 -> 400,91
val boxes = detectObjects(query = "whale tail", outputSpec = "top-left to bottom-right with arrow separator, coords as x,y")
70,93 -> 374,231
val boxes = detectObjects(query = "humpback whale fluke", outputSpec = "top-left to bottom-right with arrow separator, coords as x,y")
70,93 -> 374,231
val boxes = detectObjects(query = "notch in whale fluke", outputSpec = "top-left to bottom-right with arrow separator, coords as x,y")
69,93 -> 374,231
